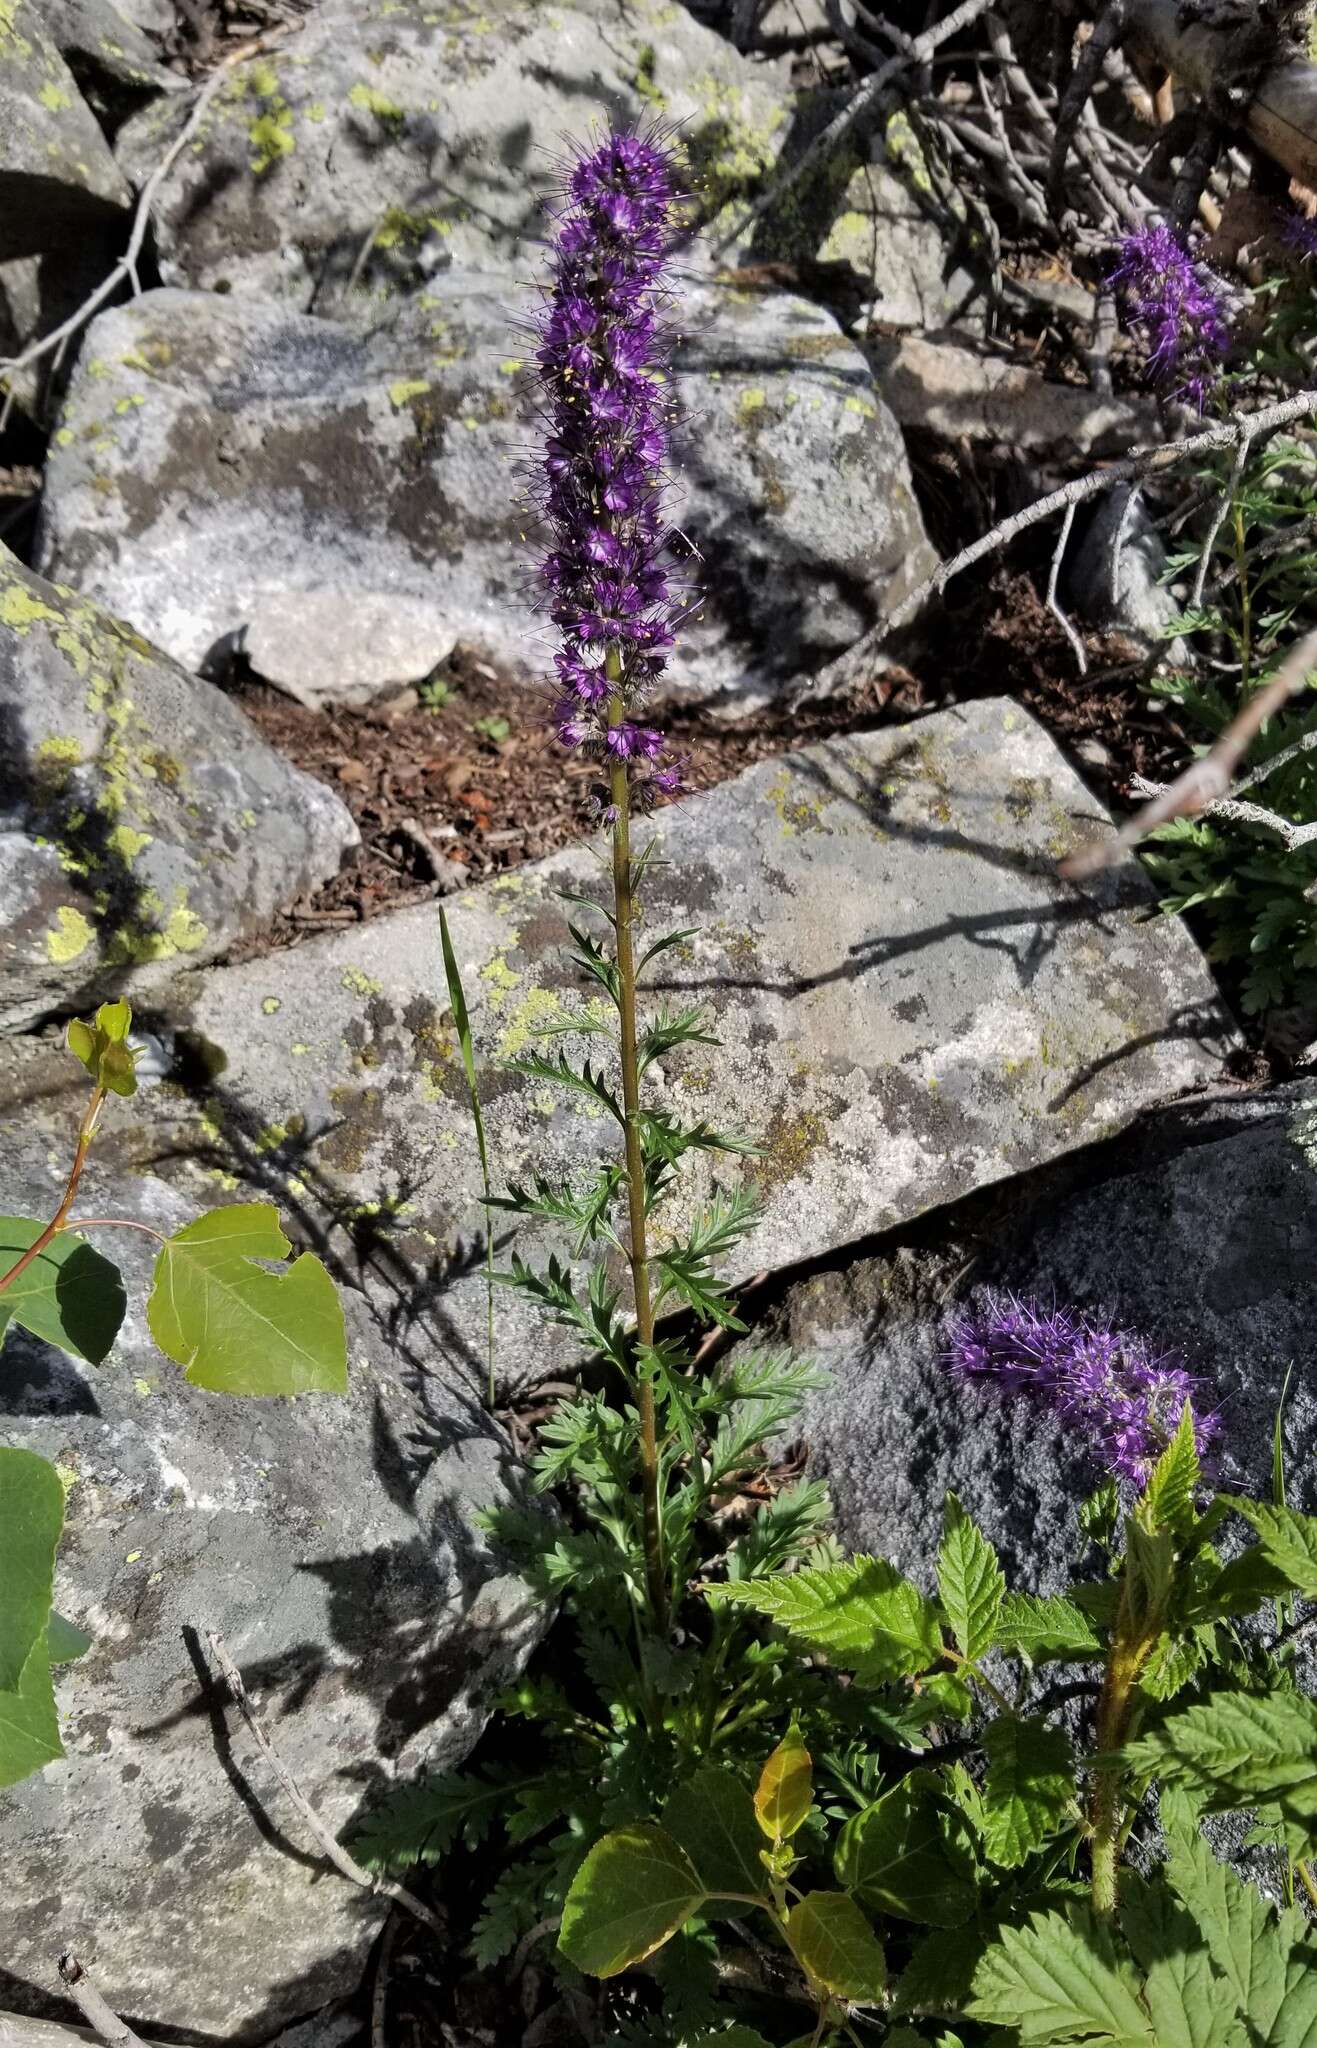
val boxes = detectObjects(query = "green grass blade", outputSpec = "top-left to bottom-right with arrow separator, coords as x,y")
439,909 -> 496,1408
1272,1361 -> 1295,1634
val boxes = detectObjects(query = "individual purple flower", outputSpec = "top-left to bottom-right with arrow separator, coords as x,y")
1109,222 -> 1231,412
528,129 -> 694,803
945,1291 -> 1220,1488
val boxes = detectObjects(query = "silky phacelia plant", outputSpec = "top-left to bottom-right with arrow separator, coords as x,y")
1110,221 -> 1231,411
946,1291 -> 1219,1485
530,130 -> 691,798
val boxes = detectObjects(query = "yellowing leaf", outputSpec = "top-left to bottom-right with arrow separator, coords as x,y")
784,1891 -> 886,2002
558,1825 -> 704,1977
754,1734 -> 812,1841
147,1204 -> 347,1396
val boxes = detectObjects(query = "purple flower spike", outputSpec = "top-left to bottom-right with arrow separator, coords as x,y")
945,1291 -> 1220,1489
528,129 -> 695,801
1281,205 -> 1317,262
1109,222 -> 1231,413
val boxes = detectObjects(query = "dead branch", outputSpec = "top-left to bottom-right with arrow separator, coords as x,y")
203,1630 -> 445,1940
55,1959 -> 146,2048
711,0 -> 995,259
1127,0 -> 1317,191
1048,0 -> 1129,220
797,385 -> 1317,703
1046,501 -> 1087,671
1060,623 -> 1317,876
0,29 -> 296,428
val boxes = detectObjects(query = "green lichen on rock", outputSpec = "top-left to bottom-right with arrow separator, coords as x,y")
46,904 -> 94,964
243,59 -> 296,174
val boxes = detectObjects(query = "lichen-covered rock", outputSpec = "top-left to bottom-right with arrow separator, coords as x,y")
0,1131 -> 536,2040
0,0 -> 130,261
0,549 -> 358,1032
36,0 -> 182,100
758,1084 -> 1317,1589
37,277 -> 933,709
6,698 -> 1228,1392
114,0 -> 791,314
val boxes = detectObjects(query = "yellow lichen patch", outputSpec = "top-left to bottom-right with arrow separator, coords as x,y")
761,765 -> 830,837
261,995 -> 281,1014
349,80 -> 405,121
39,80 -> 71,110
389,377 -> 429,409
479,951 -> 521,1009
46,905 -> 94,965
107,824 -> 152,861
341,965 -> 383,997
496,984 -> 569,1061
1,581 -> 61,631
737,386 -> 767,417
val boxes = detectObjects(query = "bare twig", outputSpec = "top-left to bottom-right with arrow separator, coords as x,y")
711,0 -> 994,258
55,1958 -> 145,2048
203,1631 -> 445,1939
1060,624 -> 1317,876
0,31 -> 292,427
1048,0 -> 1129,219
1046,501 -> 1087,672
370,1912 -> 401,2048
798,386 -> 1317,702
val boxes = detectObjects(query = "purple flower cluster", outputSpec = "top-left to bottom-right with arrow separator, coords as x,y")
945,1292 -> 1219,1488
530,131 -> 693,797
1109,222 -> 1231,412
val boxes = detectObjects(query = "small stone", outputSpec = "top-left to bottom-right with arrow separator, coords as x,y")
244,592 -> 459,710
0,0 -> 130,261
867,336 -> 1158,460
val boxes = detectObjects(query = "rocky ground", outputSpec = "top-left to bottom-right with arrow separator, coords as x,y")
2,1 -> 1315,2044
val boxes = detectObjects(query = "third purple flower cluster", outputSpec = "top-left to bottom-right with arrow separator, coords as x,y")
530,131 -> 693,797
946,1291 -> 1219,1487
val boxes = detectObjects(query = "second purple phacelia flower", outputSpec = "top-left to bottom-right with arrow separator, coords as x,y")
530,131 -> 694,797
1109,221 -> 1231,413
946,1291 -> 1219,1488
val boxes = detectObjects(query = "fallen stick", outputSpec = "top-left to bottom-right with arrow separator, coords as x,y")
1127,0 -> 1317,193
204,1631 -> 445,1940
54,1959 -> 146,2048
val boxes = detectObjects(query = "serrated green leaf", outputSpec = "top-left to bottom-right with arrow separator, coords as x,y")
1120,1874 -> 1247,2048
895,1924 -> 987,2016
663,1768 -> 766,1908
0,1631 -> 62,1789
937,1492 -> 1004,1662
995,1591 -> 1102,1663
784,1891 -> 885,2002
147,1204 -> 347,1395
967,1905 -> 1153,2040
1220,1496 -> 1317,1596
714,1557 -> 942,1683
0,1220 -> 126,1367
1119,1690 -> 1317,1814
349,1766 -> 533,1871
980,1716 -> 1074,1868
557,1825 -> 705,1977
754,1735 -> 812,1841
1139,1628 -> 1212,1703
0,1448 -> 65,1691
835,1779 -> 977,1927
1141,1404 -> 1201,1536
1166,1827 -> 1301,2035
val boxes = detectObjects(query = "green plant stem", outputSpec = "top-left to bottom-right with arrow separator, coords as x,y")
606,669 -> 666,1633
1297,1859 -> 1317,1914
1234,499 -> 1252,694
1089,1609 -> 1156,1917
0,1085 -> 105,1299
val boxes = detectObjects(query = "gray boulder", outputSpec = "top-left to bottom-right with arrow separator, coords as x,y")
0,547 -> 358,1032
765,1086 -> 1317,1596
0,0 -> 130,262
35,0 -> 181,99
114,0 -> 791,314
0,1130 -> 536,2040
243,592 -> 458,711
868,336 -> 1159,461
37,278 -> 935,711
4,697 -> 1228,1394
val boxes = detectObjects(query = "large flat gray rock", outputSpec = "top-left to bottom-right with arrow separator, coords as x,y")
0,699 -> 1230,1394
765,1085 -> 1317,1598
114,0 -> 790,314
0,0 -> 130,261
0,1131 -> 537,2039
0,548 -> 358,1032
36,278 -> 934,712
